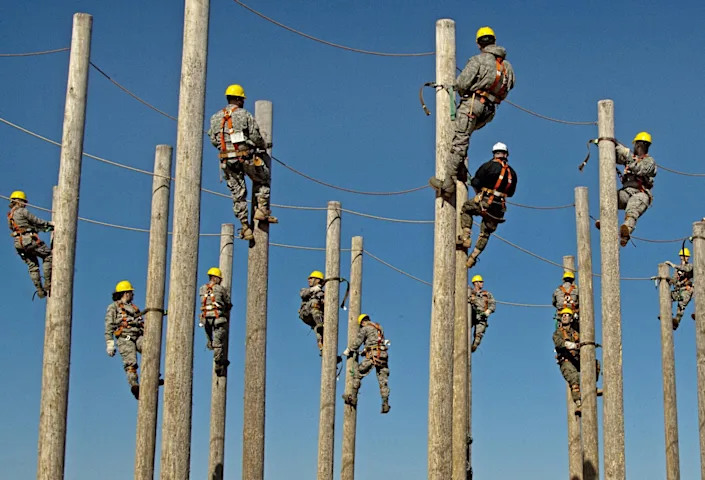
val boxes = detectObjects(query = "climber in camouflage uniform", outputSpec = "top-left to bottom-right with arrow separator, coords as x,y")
552,270 -> 579,330
468,275 -> 496,352
666,248 -> 694,330
199,267 -> 232,376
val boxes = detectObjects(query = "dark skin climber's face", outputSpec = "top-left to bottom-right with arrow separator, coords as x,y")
228,96 -> 245,108
122,291 -> 134,303
634,141 -> 650,156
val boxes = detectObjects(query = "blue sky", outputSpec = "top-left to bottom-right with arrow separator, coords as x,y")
1,0 -> 705,478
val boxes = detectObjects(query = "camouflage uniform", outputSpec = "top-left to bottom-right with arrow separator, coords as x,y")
671,261 -> 693,329
615,144 -> 657,237
460,157 -> 518,267
199,281 -> 232,373
553,324 -> 601,408
299,285 -> 325,351
105,301 -> 144,388
468,286 -> 496,351
7,204 -> 53,296
552,281 -> 579,329
345,322 -> 390,408
207,105 -> 272,226
450,45 -> 515,181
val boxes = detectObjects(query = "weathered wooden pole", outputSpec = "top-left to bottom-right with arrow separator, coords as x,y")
575,186 -> 599,480
36,13 -> 92,480
341,236 -> 363,480
452,155 -> 469,480
429,18 -> 456,480
317,201 -> 342,480
692,221 -> 705,477
657,262 -> 680,480
241,100 -> 272,480
597,99 -> 626,479
134,145 -> 173,480
208,223 -> 235,480
564,255 -> 583,480
159,0 -> 209,477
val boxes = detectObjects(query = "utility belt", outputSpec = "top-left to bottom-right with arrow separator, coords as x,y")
11,230 -> 43,248
477,188 -> 506,223
621,174 -> 654,204
474,90 -> 502,105
114,323 -> 143,338
364,345 -> 388,366
556,352 -> 579,365
676,283 -> 693,291
201,302 -> 224,318
219,147 -> 253,161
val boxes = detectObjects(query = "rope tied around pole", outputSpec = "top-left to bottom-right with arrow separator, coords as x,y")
323,277 -> 351,310
141,307 -> 168,316
419,82 -> 456,118
578,137 -> 617,171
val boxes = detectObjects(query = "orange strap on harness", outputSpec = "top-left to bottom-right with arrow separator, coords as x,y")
557,327 -> 579,362
559,285 -> 578,311
114,302 -> 142,337
7,207 -> 42,245
482,158 -> 512,211
475,57 -> 508,104
218,106 -> 251,161
364,322 -> 387,366
200,285 -> 220,320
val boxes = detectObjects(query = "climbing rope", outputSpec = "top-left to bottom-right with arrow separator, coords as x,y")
0,47 -> 69,57
232,0 -> 434,57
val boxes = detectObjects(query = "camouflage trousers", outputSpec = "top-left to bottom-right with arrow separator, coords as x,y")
559,358 -> 601,403
471,318 -> 488,348
351,350 -> 390,401
223,157 -> 271,223
460,193 -> 505,254
117,334 -> 143,387
672,286 -> 693,321
204,317 -> 229,367
618,187 -> 651,233
300,307 -> 324,350
14,235 -> 52,292
449,97 -> 496,179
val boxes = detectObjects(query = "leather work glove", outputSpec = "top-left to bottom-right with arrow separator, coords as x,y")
106,340 -> 116,357
342,348 -> 351,357
564,341 -> 578,350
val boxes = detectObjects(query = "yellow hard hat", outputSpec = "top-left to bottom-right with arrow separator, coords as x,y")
309,270 -> 324,280
471,275 -> 484,283
679,248 -> 691,257
563,271 -> 575,281
10,190 -> 27,201
115,280 -> 134,293
357,314 -> 370,325
632,131 -> 652,144
207,267 -> 222,278
559,307 -> 574,315
225,84 -> 246,98
476,26 -> 496,41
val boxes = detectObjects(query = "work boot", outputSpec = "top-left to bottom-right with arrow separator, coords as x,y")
239,224 -> 254,241
619,224 -> 631,247
429,176 -> 455,196
672,317 -> 680,331
215,360 -> 231,377
466,250 -> 480,269
692,313 -> 696,321
206,340 -> 213,350
596,388 -> 603,397
595,220 -> 601,230
456,227 -> 472,249
381,399 -> 391,414
574,399 -> 582,414
131,384 -> 140,400
342,393 -> 357,407
35,288 -> 46,299
471,341 -> 479,353
254,207 -> 278,224
336,355 -> 342,364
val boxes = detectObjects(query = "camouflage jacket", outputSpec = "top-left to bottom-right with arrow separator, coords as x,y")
455,44 -> 515,100
552,282 -> 579,311
349,322 -> 386,351
207,105 -> 266,152
199,282 -> 232,319
468,287 -> 496,320
616,145 -> 657,191
553,324 -> 580,362
672,262 -> 693,288
105,301 -> 143,342
7,206 -> 51,236
300,285 -> 325,313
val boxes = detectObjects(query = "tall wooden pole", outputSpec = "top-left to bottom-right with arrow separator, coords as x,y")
657,262 -> 680,480
208,223 -> 235,480
575,186 -> 599,480
452,156 -> 469,480
597,99 -> 626,479
317,201 -> 342,480
429,18 -> 456,480
241,100 -> 272,480
36,13 -> 92,480
692,221 -> 705,478
135,145 -> 173,480
564,256 -> 583,480
159,0 -> 209,477
341,236 -> 363,480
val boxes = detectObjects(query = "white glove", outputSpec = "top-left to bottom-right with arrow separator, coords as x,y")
311,285 -> 322,293
484,309 -> 492,317
564,341 -> 578,350
665,261 -> 675,268
384,339 -> 391,347
342,348 -> 351,357
106,340 -> 116,357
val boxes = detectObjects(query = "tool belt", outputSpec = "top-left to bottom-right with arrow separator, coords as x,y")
219,148 -> 252,161
364,345 -> 388,366
474,90 -> 501,105
114,322 -> 143,338
478,188 -> 506,223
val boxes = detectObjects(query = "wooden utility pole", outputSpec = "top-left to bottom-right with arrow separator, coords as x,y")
241,100 -> 272,480
135,145 -> 173,480
317,201 -> 342,480
429,18 -> 456,480
597,99 -> 626,479
452,154 -> 469,480
575,186 -> 599,480
657,262 -> 680,480
341,236 -> 363,480
692,221 -> 705,478
208,223 -> 235,480
159,1 -> 209,477
36,13 -> 92,480
563,255 -> 583,480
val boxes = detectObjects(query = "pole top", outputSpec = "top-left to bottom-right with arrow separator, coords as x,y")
327,200 -> 342,209
436,18 -> 455,27
693,221 -> 705,235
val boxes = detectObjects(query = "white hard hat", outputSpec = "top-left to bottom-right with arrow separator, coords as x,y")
492,142 -> 508,153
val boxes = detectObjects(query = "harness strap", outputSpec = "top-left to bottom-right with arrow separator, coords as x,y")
483,159 -> 512,212
474,57 -> 508,104
114,302 -> 143,337
200,285 -> 220,320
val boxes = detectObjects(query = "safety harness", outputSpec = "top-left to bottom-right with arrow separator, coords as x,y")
475,56 -> 509,105
200,284 -> 223,322
675,264 -> 694,291
477,158 -> 512,222
559,284 -> 579,312
556,327 -> 579,364
363,322 -> 388,367
218,105 -> 251,163
7,206 -> 42,247
621,155 -> 654,205
471,290 -> 491,315
113,302 -> 143,338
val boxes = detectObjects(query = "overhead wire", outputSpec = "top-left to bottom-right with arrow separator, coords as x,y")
0,47 -> 69,57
